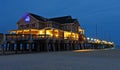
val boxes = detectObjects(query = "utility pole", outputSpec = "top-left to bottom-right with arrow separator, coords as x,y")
96,23 -> 98,39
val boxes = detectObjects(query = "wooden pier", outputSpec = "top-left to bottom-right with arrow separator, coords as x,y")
0,34 -> 85,55
0,34 -> 115,55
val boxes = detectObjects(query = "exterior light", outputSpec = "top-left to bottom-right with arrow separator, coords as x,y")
56,35 -> 58,37
94,39 -> 97,41
87,37 -> 90,40
25,16 -> 30,22
39,30 -> 44,34
24,14 -> 30,23
22,35 -> 24,37
91,38 -> 93,41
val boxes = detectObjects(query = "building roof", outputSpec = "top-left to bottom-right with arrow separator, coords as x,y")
29,13 -> 77,24
49,16 -> 76,24
29,13 -> 48,22
50,16 -> 72,20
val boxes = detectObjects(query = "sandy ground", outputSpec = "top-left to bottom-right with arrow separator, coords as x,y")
0,49 -> 120,70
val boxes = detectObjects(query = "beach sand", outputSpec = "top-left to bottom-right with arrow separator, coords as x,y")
0,49 -> 120,70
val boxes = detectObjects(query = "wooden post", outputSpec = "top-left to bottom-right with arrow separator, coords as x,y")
5,43 -> 8,51
52,43 -> 55,51
81,41 -> 84,49
45,39 -> 49,52
76,41 -> 79,50
22,42 -> 27,52
69,43 -> 72,50
37,41 -> 40,52
58,40 -> 61,51
15,43 -> 18,54
1,44 -> 4,55
29,43 -> 32,53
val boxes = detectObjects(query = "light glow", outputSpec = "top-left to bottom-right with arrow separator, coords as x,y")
25,15 -> 30,22
39,30 -> 44,34
87,37 -> 90,40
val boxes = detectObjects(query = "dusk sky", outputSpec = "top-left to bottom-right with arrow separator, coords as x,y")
0,0 -> 120,47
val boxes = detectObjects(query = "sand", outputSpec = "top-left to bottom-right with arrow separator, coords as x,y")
0,49 -> 120,70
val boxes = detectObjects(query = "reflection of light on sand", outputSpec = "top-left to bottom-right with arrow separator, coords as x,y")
103,47 -> 115,50
73,49 -> 97,52
73,48 -> 115,52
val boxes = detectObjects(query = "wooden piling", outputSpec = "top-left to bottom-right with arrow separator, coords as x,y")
1,44 -> 4,55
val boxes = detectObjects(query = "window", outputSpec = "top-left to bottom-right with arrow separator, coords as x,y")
26,24 -> 29,28
32,24 -> 35,27
20,25 -> 24,29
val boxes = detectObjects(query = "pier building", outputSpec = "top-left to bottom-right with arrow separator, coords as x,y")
0,13 -> 114,55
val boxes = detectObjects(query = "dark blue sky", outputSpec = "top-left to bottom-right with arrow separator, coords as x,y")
0,0 -> 120,46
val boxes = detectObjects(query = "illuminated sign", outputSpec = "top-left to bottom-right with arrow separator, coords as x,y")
25,16 -> 30,22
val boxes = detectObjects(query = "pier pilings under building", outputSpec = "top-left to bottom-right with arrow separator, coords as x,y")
0,34 -> 86,55
0,34 -> 114,55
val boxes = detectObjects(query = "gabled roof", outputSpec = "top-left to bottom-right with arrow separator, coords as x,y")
28,13 -> 78,24
29,13 -> 48,22
49,16 -> 76,24
50,16 -> 72,20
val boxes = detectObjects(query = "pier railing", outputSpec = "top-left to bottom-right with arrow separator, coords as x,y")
5,34 -> 51,40
5,34 -> 79,41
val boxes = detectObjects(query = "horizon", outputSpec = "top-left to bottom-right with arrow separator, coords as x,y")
0,0 -> 120,47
